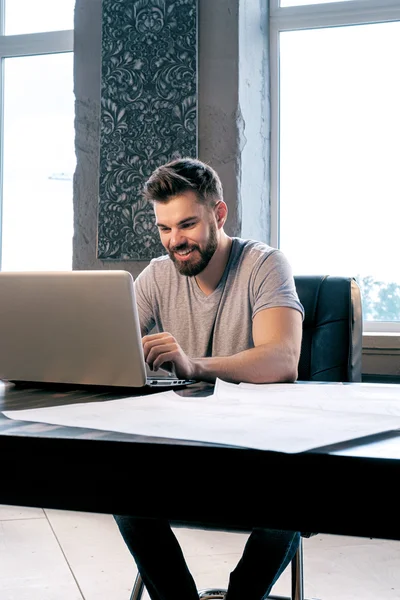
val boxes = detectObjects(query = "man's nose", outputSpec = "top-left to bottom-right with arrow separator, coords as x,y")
170,230 -> 186,248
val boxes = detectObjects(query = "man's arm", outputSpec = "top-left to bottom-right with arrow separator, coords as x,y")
143,306 -> 303,384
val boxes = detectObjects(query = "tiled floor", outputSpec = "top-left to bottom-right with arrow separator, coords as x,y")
0,505 -> 399,599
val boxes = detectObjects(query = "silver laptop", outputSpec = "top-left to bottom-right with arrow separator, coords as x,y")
0,270 -> 196,389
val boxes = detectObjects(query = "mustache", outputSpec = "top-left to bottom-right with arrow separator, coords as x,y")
170,243 -> 199,253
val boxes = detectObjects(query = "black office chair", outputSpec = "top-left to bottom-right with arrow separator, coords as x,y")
129,275 -> 363,600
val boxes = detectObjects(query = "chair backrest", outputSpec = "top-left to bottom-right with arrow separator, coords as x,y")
294,275 -> 363,382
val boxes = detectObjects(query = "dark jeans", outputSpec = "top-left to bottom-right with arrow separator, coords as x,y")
114,516 -> 300,600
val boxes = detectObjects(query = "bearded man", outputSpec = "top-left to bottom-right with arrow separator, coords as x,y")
115,157 -> 304,600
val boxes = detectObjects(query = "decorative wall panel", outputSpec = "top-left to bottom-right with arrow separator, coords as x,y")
98,0 -> 197,260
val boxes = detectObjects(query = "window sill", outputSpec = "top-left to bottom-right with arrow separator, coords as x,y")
362,333 -> 400,378
363,332 -> 400,351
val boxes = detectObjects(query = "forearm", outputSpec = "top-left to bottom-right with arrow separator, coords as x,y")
191,343 -> 299,384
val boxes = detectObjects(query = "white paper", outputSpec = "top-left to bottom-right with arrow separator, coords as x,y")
218,379 -> 400,416
3,380 -> 400,453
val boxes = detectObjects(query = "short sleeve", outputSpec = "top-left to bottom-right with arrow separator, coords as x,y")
134,264 -> 156,335
251,250 -> 305,319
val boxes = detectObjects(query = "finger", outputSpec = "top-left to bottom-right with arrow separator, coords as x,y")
143,334 -> 174,361
142,332 -> 173,345
153,350 -> 179,372
146,342 -> 178,368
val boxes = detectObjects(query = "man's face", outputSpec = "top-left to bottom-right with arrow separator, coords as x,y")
154,190 -> 219,277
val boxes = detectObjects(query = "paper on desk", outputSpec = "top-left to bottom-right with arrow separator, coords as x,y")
217,378 -> 400,415
3,380 -> 400,453
211,379 -> 400,451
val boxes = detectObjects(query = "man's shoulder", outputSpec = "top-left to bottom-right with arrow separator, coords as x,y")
232,237 -> 278,263
230,238 -> 293,283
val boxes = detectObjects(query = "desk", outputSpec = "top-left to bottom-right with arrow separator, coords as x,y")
0,381 -> 399,542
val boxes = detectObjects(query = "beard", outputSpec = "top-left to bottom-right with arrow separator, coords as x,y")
168,220 -> 218,277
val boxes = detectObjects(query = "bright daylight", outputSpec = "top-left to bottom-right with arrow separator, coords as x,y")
278,18 -> 400,323
0,0 -> 75,272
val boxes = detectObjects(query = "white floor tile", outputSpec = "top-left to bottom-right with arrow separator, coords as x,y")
0,505 -> 45,521
0,515 -> 83,599
174,527 -> 247,592
45,509 -> 137,600
301,534 -> 400,600
173,526 -> 248,558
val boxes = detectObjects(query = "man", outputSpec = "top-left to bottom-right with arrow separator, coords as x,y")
115,157 -> 304,600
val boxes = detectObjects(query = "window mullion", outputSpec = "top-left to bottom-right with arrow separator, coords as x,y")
0,0 -> 4,36
0,30 -> 73,58
271,0 -> 400,30
269,24 -> 280,249
0,56 -> 3,270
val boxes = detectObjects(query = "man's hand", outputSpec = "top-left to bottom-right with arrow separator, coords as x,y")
142,332 -> 196,380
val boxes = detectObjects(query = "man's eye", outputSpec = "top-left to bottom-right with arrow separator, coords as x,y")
182,222 -> 195,229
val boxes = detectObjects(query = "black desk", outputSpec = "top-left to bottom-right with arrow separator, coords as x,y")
0,381 -> 399,542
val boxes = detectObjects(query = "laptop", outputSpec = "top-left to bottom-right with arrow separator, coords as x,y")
0,270 -> 196,390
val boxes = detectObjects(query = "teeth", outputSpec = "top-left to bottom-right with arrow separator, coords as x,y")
177,249 -> 192,256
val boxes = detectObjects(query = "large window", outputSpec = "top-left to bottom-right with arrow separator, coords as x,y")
270,0 -> 400,332
0,1 -> 74,271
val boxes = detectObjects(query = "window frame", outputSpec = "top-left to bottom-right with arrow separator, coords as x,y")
269,0 -> 400,335
0,0 -> 73,268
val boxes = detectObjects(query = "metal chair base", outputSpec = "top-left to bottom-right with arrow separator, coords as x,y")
130,572 -> 145,600
198,590 -> 226,599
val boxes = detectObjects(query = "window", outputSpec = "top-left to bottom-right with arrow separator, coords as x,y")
270,0 -> 400,333
5,0 -> 74,35
0,1 -> 74,271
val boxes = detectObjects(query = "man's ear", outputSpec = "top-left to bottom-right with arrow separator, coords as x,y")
215,200 -> 228,229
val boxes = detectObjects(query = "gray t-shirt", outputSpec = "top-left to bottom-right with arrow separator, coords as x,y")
135,237 -> 304,358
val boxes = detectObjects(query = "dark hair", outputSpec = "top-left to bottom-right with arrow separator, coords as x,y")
143,157 -> 223,207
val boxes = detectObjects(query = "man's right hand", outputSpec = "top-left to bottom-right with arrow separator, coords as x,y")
142,332 -> 197,380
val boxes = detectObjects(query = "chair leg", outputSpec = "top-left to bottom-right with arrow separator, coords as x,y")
130,572 -> 145,600
291,539 -> 304,600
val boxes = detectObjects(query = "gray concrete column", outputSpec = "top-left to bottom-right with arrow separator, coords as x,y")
73,0 -> 270,272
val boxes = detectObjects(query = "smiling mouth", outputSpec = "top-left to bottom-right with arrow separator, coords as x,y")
173,247 -> 198,260
175,249 -> 195,260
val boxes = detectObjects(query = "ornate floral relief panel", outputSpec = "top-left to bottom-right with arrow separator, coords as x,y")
98,0 -> 197,260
